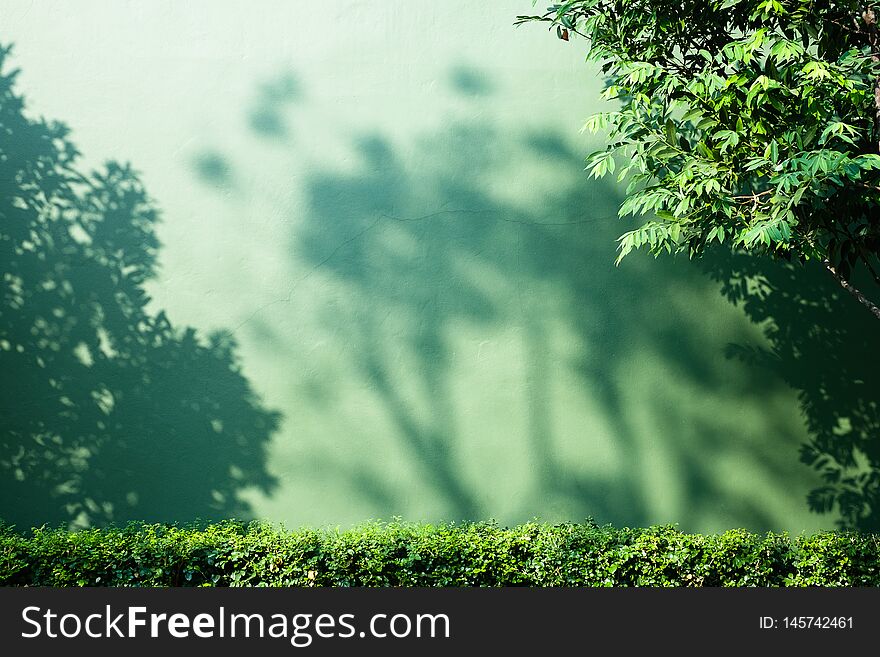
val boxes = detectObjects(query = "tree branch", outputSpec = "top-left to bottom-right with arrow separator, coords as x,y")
859,251 -> 880,287
823,258 -> 880,319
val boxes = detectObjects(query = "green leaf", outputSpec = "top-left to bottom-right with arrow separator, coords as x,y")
519,0 -> 880,283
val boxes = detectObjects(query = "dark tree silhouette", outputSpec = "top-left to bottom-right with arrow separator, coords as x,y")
0,45 -> 280,528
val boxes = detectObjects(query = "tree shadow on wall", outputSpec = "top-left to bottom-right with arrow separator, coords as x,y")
190,63 -> 868,531
702,252 -> 880,531
268,68 -> 818,531
0,46 -> 279,529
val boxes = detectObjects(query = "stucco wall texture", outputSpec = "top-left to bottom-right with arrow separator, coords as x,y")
3,1 -> 862,533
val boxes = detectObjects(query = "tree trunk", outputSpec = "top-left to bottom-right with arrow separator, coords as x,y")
864,7 -> 880,150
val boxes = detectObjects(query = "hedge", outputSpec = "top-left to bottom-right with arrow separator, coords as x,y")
1,520 -> 879,587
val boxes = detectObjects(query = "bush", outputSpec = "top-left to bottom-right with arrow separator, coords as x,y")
1,520 -> 878,587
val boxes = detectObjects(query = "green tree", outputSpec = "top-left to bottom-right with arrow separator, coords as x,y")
518,1 -> 880,318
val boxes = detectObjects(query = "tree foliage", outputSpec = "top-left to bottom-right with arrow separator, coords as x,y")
518,1 -> 880,317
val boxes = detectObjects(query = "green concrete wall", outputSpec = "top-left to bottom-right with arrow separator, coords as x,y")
3,1 -> 877,533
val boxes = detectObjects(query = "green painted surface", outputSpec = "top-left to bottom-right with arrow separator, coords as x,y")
3,1 -> 876,533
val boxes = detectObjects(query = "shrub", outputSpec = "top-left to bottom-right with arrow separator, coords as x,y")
1,520 -> 877,587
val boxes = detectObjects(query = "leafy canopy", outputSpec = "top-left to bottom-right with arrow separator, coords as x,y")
518,1 -> 880,292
